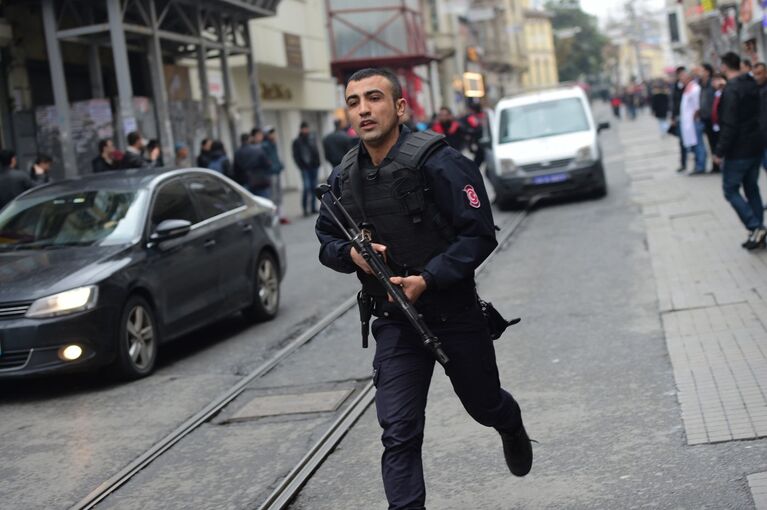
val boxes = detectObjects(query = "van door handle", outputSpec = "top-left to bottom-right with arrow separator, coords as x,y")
204,239 -> 216,248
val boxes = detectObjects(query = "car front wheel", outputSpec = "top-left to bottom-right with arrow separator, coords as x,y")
242,251 -> 280,322
114,295 -> 159,379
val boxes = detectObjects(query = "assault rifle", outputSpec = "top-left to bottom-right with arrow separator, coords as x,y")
315,184 -> 450,367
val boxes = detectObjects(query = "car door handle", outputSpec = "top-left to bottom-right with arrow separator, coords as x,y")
204,239 -> 216,248
241,224 -> 253,233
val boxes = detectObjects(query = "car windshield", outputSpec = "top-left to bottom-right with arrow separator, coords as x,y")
0,189 -> 146,249
498,97 -> 590,143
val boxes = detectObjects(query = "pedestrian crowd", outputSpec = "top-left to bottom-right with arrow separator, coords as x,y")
0,122 -> 355,219
611,52 -> 767,250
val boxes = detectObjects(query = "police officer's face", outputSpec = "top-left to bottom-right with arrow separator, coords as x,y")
345,76 -> 406,146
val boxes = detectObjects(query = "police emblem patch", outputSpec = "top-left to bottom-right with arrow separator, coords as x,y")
463,185 -> 481,208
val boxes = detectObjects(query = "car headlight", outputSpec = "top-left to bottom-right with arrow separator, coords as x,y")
25,286 -> 99,319
575,145 -> 595,164
499,158 -> 518,175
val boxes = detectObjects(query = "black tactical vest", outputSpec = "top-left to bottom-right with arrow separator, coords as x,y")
338,130 -> 454,296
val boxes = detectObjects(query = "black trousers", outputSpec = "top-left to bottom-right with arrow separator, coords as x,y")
371,302 -> 522,510
703,119 -> 720,171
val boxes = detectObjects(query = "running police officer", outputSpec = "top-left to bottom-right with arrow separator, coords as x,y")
315,68 -> 533,510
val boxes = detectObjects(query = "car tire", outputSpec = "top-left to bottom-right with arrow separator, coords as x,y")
242,251 -> 280,322
114,295 -> 159,380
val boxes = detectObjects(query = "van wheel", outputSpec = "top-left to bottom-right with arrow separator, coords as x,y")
114,295 -> 159,380
242,251 -> 280,322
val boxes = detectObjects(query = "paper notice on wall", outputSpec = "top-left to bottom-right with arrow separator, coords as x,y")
122,117 -> 137,135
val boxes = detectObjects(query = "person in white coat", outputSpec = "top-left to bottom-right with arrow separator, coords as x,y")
680,69 -> 708,174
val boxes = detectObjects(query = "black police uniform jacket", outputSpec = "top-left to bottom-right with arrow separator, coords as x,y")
315,126 -> 497,311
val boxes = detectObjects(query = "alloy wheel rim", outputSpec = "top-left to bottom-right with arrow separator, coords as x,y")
257,258 -> 279,313
126,305 -> 155,370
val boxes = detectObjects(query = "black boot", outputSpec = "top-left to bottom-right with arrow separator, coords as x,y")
500,425 -> 533,477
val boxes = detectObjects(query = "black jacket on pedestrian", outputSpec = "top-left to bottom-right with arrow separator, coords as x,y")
0,167 -> 35,209
671,81 -> 684,120
121,148 -> 152,169
292,134 -> 320,171
759,84 -> 767,150
650,92 -> 669,119
699,78 -> 715,121
322,130 -> 354,167
233,143 -> 271,190
715,73 -> 762,159
92,156 -> 118,173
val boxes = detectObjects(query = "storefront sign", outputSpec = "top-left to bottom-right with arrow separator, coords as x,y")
260,82 -> 294,101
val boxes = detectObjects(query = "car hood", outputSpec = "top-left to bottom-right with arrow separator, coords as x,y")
0,244 -> 131,302
494,130 -> 594,166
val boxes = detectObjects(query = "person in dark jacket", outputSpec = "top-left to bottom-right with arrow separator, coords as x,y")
92,138 -> 118,173
316,68 -> 533,509
205,140 -> 232,178
322,119 -> 354,168
431,106 -> 466,150
650,81 -> 670,135
121,131 -> 160,169
670,66 -> 688,172
699,64 -> 719,172
196,138 -> 213,168
0,149 -> 35,209
292,121 -> 321,216
713,52 -> 765,249
234,134 -> 272,197
29,153 -> 53,185
262,126 -> 289,223
753,62 -> 767,172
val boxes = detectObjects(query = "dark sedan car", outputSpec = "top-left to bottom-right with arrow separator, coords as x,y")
0,168 -> 286,379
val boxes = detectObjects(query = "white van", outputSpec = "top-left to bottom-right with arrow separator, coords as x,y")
486,85 -> 610,209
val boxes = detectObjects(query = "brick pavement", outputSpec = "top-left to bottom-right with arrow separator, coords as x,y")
618,111 -> 767,505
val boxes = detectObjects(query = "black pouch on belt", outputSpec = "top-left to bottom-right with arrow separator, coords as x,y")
478,298 -> 521,340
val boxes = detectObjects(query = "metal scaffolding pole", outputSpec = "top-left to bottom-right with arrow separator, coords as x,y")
242,21 -> 263,129
148,0 -> 175,166
88,44 -> 105,98
41,0 -> 78,178
107,0 -> 136,149
215,14 -> 239,152
196,7 -> 213,137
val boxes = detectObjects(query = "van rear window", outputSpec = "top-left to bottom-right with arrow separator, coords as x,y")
499,98 -> 589,143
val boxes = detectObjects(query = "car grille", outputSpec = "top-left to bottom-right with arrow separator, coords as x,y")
520,158 -> 573,172
0,302 -> 31,320
0,349 -> 31,371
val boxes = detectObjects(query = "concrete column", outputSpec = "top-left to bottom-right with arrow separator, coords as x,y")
242,21 -> 263,129
215,15 -> 239,152
106,0 -> 136,149
41,0 -> 78,178
148,0 -> 175,165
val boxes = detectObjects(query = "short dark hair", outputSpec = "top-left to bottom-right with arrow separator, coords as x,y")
346,67 -> 403,103
240,133 -> 251,145
35,153 -> 52,165
250,127 -> 262,137
439,106 -> 452,114
300,121 -> 309,129
743,58 -> 753,69
127,131 -> 141,146
98,138 -> 112,153
721,52 -> 741,71
702,63 -> 714,76
333,119 -> 343,130
0,149 -> 15,167
675,66 -> 686,76
146,139 -> 159,151
211,140 -> 224,153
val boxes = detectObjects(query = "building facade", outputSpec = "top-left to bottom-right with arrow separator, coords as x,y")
521,3 -> 558,89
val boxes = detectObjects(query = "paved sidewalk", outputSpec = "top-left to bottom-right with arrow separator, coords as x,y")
620,112 -> 767,507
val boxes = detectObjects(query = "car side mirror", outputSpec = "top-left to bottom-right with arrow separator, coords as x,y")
597,122 -> 611,132
150,219 -> 191,243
